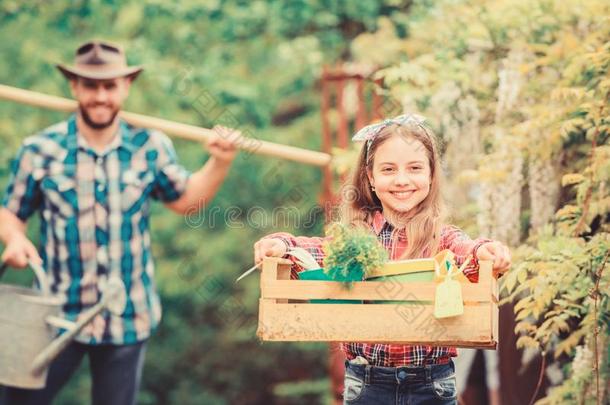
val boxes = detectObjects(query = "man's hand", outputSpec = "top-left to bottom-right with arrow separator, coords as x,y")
207,125 -> 239,165
254,238 -> 287,265
1,233 -> 41,269
476,241 -> 511,278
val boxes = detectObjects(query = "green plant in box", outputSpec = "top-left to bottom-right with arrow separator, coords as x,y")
323,223 -> 388,288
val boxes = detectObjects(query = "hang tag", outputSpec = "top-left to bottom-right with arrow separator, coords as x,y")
434,277 -> 464,318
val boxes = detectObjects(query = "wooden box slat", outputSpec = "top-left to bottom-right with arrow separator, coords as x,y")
261,279 -> 491,302
258,301 -> 495,348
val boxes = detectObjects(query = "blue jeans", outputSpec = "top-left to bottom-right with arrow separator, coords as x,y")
1,341 -> 146,405
343,360 -> 457,405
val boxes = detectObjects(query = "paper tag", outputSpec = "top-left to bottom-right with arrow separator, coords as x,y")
434,278 -> 464,318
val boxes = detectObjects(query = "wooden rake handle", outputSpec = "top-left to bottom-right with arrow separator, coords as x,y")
0,84 -> 332,167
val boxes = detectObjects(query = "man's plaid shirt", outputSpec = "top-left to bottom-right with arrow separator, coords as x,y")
269,211 -> 491,367
2,114 -> 190,345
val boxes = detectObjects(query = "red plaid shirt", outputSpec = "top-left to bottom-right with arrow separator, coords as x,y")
268,211 -> 491,367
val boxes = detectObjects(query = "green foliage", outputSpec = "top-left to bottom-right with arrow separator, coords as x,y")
501,234 -> 608,355
273,378 -> 332,403
323,223 -> 388,286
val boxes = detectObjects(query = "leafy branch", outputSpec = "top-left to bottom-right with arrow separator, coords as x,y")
322,223 -> 388,287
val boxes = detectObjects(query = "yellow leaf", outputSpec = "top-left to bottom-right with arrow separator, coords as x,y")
516,335 -> 540,350
516,308 -> 531,321
517,268 -> 528,284
554,330 -> 584,359
554,318 -> 570,332
501,269 -> 519,294
514,297 -> 531,313
561,173 -> 586,186
514,322 -> 537,334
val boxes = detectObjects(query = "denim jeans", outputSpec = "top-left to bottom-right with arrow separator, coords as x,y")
343,359 -> 457,405
1,341 -> 146,405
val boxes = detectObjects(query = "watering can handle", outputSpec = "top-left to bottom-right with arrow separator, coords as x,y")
0,260 -> 50,296
28,260 -> 51,296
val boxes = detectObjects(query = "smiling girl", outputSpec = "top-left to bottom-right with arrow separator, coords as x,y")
254,114 -> 511,405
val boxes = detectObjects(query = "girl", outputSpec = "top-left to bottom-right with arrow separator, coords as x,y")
254,114 -> 511,405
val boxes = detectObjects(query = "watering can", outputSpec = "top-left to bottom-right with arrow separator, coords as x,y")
0,260 -> 126,389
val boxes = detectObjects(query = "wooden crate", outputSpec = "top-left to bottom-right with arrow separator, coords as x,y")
257,257 -> 498,349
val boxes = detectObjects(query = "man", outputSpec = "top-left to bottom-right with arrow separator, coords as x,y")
0,40 -> 238,405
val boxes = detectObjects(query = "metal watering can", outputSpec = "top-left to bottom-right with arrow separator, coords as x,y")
0,261 -> 126,389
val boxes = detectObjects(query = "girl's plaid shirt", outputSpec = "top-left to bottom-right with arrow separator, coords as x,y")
267,211 -> 491,367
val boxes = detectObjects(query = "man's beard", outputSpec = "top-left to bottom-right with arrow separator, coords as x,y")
79,103 -> 119,130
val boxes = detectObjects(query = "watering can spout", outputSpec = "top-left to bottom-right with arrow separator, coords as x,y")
30,277 -> 127,375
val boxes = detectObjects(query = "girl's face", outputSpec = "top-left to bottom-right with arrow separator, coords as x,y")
368,134 -> 432,219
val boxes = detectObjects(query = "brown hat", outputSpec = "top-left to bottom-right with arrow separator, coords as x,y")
57,40 -> 143,81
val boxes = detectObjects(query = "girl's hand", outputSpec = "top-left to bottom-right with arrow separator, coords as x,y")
254,238 -> 287,265
476,242 -> 511,278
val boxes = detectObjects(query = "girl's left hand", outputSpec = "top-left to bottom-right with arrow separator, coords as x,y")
476,242 -> 511,278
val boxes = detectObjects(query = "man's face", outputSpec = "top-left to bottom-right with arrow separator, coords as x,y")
70,77 -> 131,129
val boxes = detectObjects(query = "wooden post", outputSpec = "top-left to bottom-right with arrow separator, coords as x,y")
372,78 -> 383,120
335,78 -> 349,149
355,77 -> 367,131
320,67 -> 334,205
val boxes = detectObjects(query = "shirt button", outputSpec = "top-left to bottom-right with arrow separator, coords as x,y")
97,249 -> 108,264
97,184 -> 105,193
96,157 -> 103,165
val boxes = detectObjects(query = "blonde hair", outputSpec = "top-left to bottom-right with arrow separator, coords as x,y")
340,122 -> 445,259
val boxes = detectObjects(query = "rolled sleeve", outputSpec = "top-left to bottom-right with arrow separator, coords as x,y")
440,225 -> 492,283
2,145 -> 42,221
264,232 -> 327,278
151,132 -> 191,202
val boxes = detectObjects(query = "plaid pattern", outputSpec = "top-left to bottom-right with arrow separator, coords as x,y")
2,114 -> 190,345
269,211 -> 491,367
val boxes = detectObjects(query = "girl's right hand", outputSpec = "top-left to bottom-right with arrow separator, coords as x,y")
254,238 -> 287,264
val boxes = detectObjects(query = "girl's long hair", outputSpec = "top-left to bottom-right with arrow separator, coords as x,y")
340,122 -> 445,259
